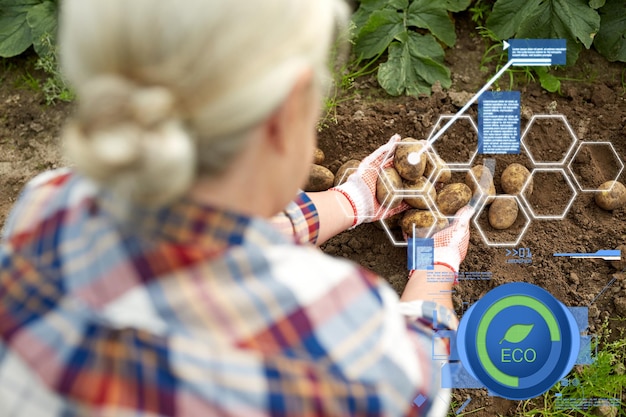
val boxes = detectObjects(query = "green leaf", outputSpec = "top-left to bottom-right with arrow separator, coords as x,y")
0,4 -> 34,57
487,0 -> 600,65
407,0 -> 456,46
352,0 -> 394,30
354,9 -> 404,59
27,1 -> 58,57
378,33 -> 450,97
445,0 -> 472,13
486,0 -> 542,40
594,0 -> 626,62
388,0 -> 409,9
589,0 -> 605,9
499,323 -> 534,344
535,67 -> 561,92
517,0 -> 599,63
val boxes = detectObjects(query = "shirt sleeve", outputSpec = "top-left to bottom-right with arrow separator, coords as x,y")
269,191 -> 320,245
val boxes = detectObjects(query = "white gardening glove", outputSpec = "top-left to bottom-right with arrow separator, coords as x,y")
432,205 -> 474,275
330,134 -> 409,227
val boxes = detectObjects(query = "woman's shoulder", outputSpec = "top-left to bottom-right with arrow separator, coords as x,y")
2,168 -> 97,239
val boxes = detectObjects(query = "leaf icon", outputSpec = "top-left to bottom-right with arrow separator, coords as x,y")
499,324 -> 534,344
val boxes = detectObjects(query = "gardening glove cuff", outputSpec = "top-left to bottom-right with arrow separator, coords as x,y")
432,206 -> 474,274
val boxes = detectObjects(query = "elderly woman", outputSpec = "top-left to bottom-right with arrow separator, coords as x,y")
0,0 -> 472,415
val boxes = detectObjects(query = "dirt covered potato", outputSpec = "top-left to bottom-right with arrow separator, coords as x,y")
400,209 -> 449,238
436,183 -> 472,215
313,148 -> 325,165
424,153 -> 451,184
403,177 -> 436,209
595,181 -> 626,211
465,165 -> 495,205
304,164 -> 334,192
376,167 -> 403,209
488,195 -> 519,229
501,163 -> 533,195
333,159 -> 360,186
394,138 -> 427,181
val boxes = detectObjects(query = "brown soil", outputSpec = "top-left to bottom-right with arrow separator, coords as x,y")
1,15 -> 625,417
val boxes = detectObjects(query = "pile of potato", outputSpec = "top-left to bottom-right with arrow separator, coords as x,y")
374,138 -> 538,236
306,141 -> 626,238
486,163 -> 532,230
374,138 -> 463,238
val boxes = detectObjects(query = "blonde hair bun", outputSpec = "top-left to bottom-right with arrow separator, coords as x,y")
64,75 -> 195,205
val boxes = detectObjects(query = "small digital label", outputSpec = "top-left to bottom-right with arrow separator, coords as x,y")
407,238 -> 434,270
478,91 -> 521,154
505,247 -> 533,264
506,39 -> 567,66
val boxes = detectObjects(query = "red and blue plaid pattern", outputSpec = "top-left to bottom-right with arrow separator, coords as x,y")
0,169 -> 456,416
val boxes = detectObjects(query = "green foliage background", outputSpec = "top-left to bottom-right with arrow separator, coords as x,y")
0,0 -> 624,100
352,0 -> 625,97
0,0 -> 58,58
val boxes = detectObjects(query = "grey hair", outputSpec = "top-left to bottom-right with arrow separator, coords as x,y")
59,0 -> 349,205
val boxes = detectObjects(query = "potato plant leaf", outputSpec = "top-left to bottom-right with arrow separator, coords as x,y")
353,0 -> 465,96
27,1 -> 57,56
588,0 -> 605,9
593,0 -> 626,62
352,0 -> 397,30
445,0 -> 472,13
535,67 -> 561,93
378,33 -> 450,97
486,0 -> 542,40
407,0 -> 457,47
499,324 -> 534,344
0,0 -> 57,58
0,4 -> 35,57
486,0 -> 600,64
354,9 -> 404,59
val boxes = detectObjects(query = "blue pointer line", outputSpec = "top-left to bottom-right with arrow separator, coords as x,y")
553,250 -> 620,261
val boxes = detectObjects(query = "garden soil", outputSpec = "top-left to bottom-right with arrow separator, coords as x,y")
1,16 -> 625,416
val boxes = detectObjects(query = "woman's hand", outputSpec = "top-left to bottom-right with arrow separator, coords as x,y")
330,134 -> 410,227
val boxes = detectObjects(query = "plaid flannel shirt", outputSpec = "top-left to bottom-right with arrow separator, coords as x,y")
0,169 -> 457,416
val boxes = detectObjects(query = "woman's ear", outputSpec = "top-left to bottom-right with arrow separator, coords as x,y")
262,69 -> 315,155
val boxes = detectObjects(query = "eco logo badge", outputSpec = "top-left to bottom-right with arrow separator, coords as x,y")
457,282 -> 580,400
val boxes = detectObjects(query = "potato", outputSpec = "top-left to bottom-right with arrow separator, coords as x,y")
403,177 -> 436,209
501,163 -> 533,195
488,195 -> 519,229
424,153 -> 451,184
304,164 -> 334,192
400,209 -> 449,238
436,182 -> 472,215
465,165 -> 495,205
394,139 -> 427,181
313,148 -> 325,165
376,167 -> 403,208
333,159 -> 360,186
595,180 -> 626,211
465,165 -> 493,191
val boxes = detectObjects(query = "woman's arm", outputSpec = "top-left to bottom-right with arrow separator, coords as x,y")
306,190 -> 354,245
